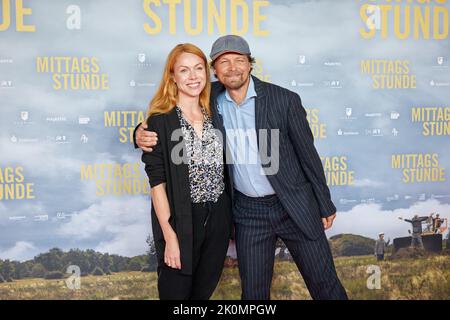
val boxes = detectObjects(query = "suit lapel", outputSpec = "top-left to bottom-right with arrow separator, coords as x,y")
210,81 -> 235,193
253,76 -> 268,151
211,101 -> 226,146
210,81 -> 226,145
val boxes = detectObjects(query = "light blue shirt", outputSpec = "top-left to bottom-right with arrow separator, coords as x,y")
217,77 -> 275,197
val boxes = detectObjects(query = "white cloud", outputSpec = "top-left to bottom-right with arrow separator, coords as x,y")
0,241 -> 39,262
0,202 -> 47,226
58,197 -> 151,257
0,137 -> 82,179
0,138 -> 119,181
95,223 -> 150,257
352,179 -> 385,188
120,153 -> 141,164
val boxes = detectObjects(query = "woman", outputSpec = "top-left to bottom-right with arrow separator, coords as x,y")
142,43 -> 232,300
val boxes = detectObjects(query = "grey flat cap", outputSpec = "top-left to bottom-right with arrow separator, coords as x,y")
209,35 -> 251,62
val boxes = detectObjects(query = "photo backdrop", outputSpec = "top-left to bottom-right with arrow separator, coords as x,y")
1,0 -> 449,264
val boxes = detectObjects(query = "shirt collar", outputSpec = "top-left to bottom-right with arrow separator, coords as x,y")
224,76 -> 257,104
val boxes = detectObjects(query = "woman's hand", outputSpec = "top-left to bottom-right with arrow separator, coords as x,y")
164,233 -> 181,269
150,185 -> 181,270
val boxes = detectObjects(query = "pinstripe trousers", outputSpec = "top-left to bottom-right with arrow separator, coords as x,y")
233,191 -> 348,300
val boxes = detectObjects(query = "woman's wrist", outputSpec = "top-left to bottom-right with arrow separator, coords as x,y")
161,225 -> 176,241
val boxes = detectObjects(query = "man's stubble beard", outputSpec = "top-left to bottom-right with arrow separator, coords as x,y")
221,73 -> 250,90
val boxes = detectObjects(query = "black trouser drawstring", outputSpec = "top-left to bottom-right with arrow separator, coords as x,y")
202,201 -> 213,227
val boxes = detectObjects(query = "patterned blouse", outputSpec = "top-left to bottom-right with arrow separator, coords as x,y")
176,106 -> 225,203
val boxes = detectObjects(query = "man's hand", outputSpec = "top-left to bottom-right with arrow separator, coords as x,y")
322,213 -> 336,230
136,122 -> 158,152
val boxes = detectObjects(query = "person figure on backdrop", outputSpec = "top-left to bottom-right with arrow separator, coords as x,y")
425,214 -> 434,233
433,214 -> 442,234
141,43 -> 232,300
447,230 -> 450,249
399,215 -> 428,249
374,232 -> 390,261
135,35 -> 347,300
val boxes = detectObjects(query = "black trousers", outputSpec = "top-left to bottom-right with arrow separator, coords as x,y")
233,191 -> 348,300
157,191 -> 231,300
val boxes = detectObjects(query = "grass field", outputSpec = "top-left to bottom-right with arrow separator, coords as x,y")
1,254 -> 449,300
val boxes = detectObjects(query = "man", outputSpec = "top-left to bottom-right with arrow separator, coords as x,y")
424,214 -> 434,233
399,215 -> 428,248
433,214 -> 442,234
374,232 -> 390,261
446,229 -> 450,249
135,35 -> 347,300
